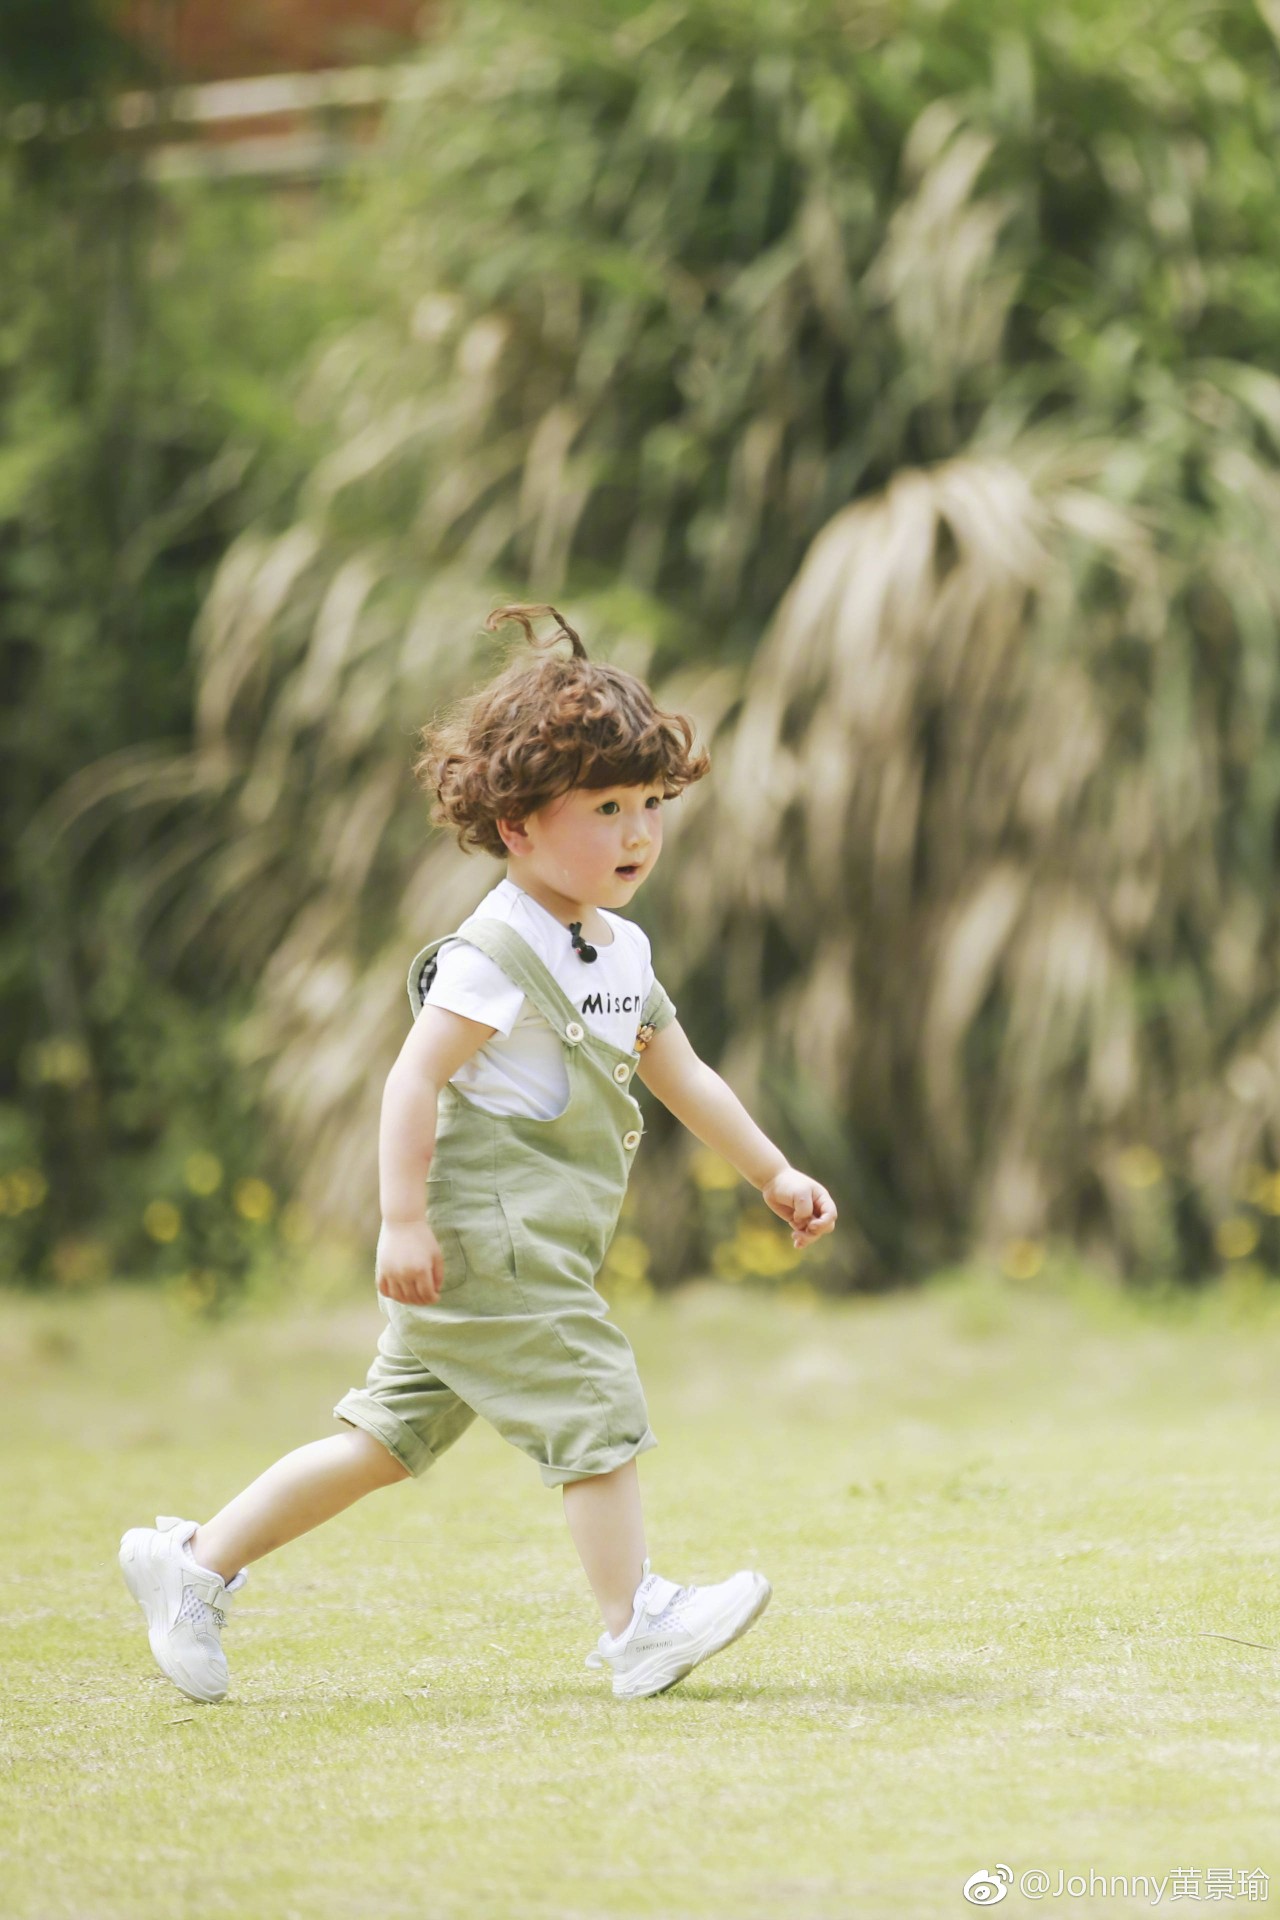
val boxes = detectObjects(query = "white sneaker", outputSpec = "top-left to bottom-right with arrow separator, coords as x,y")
118,1515 -> 247,1704
585,1557 -> 771,1699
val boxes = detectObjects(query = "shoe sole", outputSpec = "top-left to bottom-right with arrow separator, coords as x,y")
118,1531 -> 227,1705
612,1574 -> 773,1700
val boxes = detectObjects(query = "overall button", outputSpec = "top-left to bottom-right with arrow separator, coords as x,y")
622,1129 -> 642,1150
565,1021 -> 584,1043
612,1062 -> 631,1083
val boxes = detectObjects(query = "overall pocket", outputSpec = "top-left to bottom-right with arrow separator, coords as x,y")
425,1176 -> 468,1296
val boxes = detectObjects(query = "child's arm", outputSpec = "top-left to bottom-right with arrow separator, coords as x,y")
635,1020 -> 837,1249
377,1005 -> 496,1303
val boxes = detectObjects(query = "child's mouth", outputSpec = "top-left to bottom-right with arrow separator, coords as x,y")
615,865 -> 640,879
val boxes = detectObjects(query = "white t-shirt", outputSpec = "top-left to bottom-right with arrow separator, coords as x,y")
421,877 -> 672,1120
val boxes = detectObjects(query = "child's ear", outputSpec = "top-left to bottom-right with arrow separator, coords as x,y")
497,815 -> 532,856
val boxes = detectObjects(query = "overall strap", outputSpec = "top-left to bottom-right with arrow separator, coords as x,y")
406,933 -> 463,1018
407,917 -> 587,1042
407,916 -> 676,1048
447,917 -> 590,1040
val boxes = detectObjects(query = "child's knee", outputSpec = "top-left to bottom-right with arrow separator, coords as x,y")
341,1420 -> 413,1483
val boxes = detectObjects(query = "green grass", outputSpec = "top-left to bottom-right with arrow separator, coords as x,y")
2,1266 -> 1278,1919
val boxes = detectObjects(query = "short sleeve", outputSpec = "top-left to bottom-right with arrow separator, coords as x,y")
642,974 -> 677,1035
423,939 -> 525,1037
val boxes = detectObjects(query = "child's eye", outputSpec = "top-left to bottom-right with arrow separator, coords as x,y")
597,794 -> 666,814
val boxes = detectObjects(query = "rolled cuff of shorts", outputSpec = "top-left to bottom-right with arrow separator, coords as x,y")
540,1425 -> 659,1489
333,1390 -> 435,1478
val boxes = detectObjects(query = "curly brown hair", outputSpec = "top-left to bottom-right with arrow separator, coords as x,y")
413,604 -> 711,859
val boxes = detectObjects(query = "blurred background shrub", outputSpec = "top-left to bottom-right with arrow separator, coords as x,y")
7,0 -> 1280,1302
2,0 -> 367,1298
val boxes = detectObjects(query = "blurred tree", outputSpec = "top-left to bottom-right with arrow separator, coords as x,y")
45,0 -> 1280,1290
1,55 -> 360,1291
0,0 -> 142,106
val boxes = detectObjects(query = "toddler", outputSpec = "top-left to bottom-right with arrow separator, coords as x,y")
120,604 -> 837,1702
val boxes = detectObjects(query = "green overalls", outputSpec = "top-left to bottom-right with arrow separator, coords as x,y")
334,914 -> 677,1487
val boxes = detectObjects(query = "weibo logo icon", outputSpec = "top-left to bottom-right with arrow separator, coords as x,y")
962,1864 -> 1015,1906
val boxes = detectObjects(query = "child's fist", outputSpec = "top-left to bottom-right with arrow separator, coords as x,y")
376,1217 -> 444,1304
761,1168 -> 837,1249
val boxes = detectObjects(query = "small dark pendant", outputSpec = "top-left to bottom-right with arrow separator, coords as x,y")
568,920 -> 598,963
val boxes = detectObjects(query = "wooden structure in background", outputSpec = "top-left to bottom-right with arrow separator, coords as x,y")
121,0 -> 425,81
99,2 -> 436,178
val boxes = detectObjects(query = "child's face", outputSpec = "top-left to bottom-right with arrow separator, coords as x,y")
501,780 -> 667,907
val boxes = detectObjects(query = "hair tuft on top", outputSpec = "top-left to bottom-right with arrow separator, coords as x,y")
413,604 -> 710,859
482,602 -> 587,661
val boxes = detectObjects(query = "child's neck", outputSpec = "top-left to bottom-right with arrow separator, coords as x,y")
504,871 -> 612,945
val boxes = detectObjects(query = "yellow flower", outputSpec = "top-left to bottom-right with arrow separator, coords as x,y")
10,1159 -> 47,1205
1115,1146 -> 1163,1189
174,1268 -> 218,1314
1221,1260 -> 1267,1301
691,1148 -> 738,1192
143,1200 -> 182,1244
600,1232 -> 652,1302
604,1232 -> 650,1283
233,1177 -> 275,1223
2,1168 -> 48,1214
733,1219 -> 803,1277
28,1037 -> 91,1088
50,1237 -> 109,1288
1215,1216 -> 1259,1261
1241,1163 -> 1271,1205
1000,1238 -> 1045,1281
184,1151 -> 223,1196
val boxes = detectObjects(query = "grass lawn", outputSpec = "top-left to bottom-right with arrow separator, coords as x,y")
2,1264 -> 1278,1919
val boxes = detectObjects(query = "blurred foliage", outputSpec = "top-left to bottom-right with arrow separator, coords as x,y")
12,0 -> 1280,1297
1,85 -> 372,1296
0,0 -> 144,109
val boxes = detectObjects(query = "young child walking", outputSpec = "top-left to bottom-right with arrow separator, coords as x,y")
119,604 -> 837,1703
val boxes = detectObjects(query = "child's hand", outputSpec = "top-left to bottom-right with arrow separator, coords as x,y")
761,1168 -> 837,1249
376,1217 -> 444,1305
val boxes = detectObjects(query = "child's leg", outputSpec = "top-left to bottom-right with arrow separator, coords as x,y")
191,1428 -> 410,1582
561,1458 -> 647,1638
